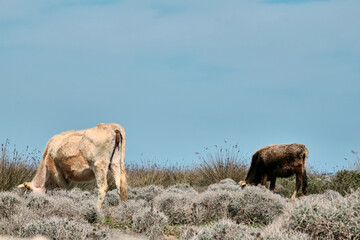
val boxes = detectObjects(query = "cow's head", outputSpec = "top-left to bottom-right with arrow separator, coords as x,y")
17,182 -> 32,191
239,180 -> 248,188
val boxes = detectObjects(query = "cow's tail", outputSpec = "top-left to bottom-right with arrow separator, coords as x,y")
119,129 -> 128,201
303,146 -> 309,171
302,147 -> 309,193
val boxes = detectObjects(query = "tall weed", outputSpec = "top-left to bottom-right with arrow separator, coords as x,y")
0,141 -> 40,191
196,143 -> 248,185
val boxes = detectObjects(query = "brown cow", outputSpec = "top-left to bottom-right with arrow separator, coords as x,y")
239,143 -> 308,199
17,123 -> 127,209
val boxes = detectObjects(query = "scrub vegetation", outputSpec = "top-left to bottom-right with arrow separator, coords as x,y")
1,141 -> 359,239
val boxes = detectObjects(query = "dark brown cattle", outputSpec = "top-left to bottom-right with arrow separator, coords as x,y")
240,143 -> 308,199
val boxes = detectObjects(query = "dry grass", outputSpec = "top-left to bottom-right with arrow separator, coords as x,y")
0,141 -> 40,191
126,143 -> 248,189
127,161 -> 202,188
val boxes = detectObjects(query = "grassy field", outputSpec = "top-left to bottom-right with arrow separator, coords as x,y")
1,141 -> 359,239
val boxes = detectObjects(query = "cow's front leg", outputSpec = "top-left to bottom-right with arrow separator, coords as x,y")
94,160 -> 109,209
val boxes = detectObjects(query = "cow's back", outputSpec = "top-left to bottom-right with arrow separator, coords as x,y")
47,130 -> 84,159
79,123 -> 120,160
256,143 -> 307,177
46,123 -> 123,162
257,143 -> 306,164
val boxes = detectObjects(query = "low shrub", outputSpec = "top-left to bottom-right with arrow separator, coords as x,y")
192,179 -> 239,224
190,220 -> 310,240
24,192 -> 97,223
207,178 -> 241,192
128,185 -> 164,202
0,192 -> 21,219
191,220 -> 259,240
154,184 -> 199,224
46,188 -> 94,202
0,192 -> 40,236
101,199 -> 148,229
0,190 -> 101,239
288,190 -> 360,239
306,174 -> 333,195
193,191 -> 233,224
330,170 -> 360,195
165,183 -> 199,195
19,217 -> 107,240
228,186 -> 287,226
104,189 -> 120,206
131,207 -> 168,235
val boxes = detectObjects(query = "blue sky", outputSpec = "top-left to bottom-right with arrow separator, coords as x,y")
0,0 -> 359,172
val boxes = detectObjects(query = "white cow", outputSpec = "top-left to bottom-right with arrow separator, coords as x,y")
18,123 -> 127,209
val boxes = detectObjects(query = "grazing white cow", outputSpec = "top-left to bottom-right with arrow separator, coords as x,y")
18,123 -> 127,209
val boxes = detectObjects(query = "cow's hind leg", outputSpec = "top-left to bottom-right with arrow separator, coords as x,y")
94,160 -> 109,209
109,149 -> 123,201
291,170 -> 303,199
270,177 -> 276,191
302,170 -> 308,196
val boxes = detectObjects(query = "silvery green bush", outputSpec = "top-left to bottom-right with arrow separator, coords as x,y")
153,184 -> 199,225
165,183 -> 198,195
0,192 -> 21,219
0,192 -> 39,236
25,192 -> 97,223
288,189 -> 360,239
0,191 -> 101,239
228,186 -> 287,226
128,185 -> 164,202
20,217 -> 107,240
189,219 -> 311,240
101,199 -> 148,229
192,190 -> 233,224
207,178 -> 241,192
192,178 -> 241,224
193,220 -> 255,240
131,207 -> 168,235
104,189 -> 120,206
